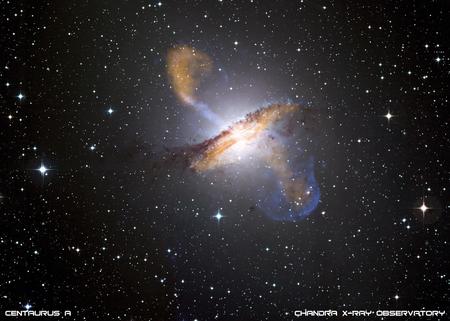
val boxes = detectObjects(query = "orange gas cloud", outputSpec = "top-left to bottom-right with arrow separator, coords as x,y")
167,46 -> 212,105
264,141 -> 314,209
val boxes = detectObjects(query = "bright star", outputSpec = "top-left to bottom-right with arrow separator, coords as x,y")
385,111 -> 393,120
213,210 -> 223,222
419,202 -> 429,214
107,108 -> 113,114
435,57 -> 441,63
38,165 -> 49,175
24,303 -> 31,310
35,162 -> 53,179
17,93 -> 24,100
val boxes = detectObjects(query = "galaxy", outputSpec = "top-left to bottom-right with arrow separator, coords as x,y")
164,44 -> 320,221
167,100 -> 320,221
1,1 -> 450,320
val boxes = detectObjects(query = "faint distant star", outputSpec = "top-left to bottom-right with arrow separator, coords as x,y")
213,210 -> 223,222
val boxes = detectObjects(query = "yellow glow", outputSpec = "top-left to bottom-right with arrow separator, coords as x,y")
190,103 -> 299,172
167,46 -> 212,105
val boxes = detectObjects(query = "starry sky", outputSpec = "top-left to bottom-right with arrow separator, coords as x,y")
1,0 -> 449,320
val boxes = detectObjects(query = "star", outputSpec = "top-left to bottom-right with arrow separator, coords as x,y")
38,164 -> 49,175
384,111 -> 393,120
35,162 -> 53,180
213,210 -> 223,222
394,294 -> 399,300
419,201 -> 429,214
107,108 -> 114,114
17,93 -> 24,100
435,57 -> 441,63
24,303 -> 31,310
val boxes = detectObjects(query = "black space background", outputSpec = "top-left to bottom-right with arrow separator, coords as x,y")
1,1 -> 449,320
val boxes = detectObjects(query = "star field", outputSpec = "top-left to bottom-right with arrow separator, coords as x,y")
1,1 -> 449,320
